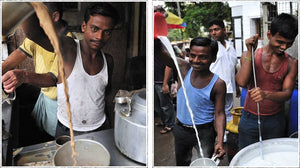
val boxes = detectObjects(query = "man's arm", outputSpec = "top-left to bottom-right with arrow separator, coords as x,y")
176,57 -> 190,89
249,57 -> 298,102
2,48 -> 27,74
104,53 -> 114,127
162,66 -> 172,94
212,78 -> 226,157
105,53 -> 114,95
235,35 -> 259,87
154,39 -> 176,69
2,70 -> 56,93
2,47 -> 57,93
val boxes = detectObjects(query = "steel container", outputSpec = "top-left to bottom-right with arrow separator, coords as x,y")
53,139 -> 110,166
114,90 -> 146,164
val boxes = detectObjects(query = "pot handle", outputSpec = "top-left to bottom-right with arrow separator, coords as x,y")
2,89 -> 16,104
115,97 -> 132,117
211,155 -> 220,166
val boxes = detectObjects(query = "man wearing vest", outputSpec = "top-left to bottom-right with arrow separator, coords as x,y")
173,37 -> 226,166
55,3 -> 118,137
236,13 -> 298,150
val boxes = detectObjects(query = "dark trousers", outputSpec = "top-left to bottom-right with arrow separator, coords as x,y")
55,118 -> 110,138
238,110 -> 285,150
173,121 -> 216,166
154,83 -> 175,128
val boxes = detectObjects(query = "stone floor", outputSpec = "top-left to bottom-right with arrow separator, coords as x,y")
154,92 -> 241,166
154,116 -> 230,166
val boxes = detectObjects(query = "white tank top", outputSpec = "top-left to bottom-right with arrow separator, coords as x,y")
57,39 -> 108,131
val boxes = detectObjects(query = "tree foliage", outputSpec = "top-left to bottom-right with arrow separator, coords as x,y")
165,2 -> 231,39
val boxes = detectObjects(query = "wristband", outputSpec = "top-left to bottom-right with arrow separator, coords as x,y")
48,72 -> 58,84
245,56 -> 252,61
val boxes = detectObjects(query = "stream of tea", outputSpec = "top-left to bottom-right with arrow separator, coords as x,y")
30,2 -> 78,165
158,36 -> 204,159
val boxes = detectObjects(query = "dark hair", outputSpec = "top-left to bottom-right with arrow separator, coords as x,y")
44,2 -> 63,19
208,19 -> 225,29
270,13 -> 298,39
154,5 -> 165,13
84,3 -> 120,27
190,37 -> 218,59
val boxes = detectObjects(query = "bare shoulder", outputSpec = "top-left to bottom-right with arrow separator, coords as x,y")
60,36 -> 77,62
177,57 -> 190,79
214,77 -> 226,93
287,55 -> 298,73
287,55 -> 298,66
211,76 -> 226,101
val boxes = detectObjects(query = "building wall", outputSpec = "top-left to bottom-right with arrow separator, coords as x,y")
229,2 -> 262,56
229,1 -> 298,58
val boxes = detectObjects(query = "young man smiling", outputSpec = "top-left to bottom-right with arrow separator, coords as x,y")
236,13 -> 298,150
173,37 -> 226,166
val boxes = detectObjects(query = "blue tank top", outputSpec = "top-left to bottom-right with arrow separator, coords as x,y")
177,67 -> 219,125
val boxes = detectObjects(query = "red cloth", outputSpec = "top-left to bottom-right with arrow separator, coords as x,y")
244,48 -> 289,116
154,12 -> 168,39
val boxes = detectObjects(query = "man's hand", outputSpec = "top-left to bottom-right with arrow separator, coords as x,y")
214,143 -> 226,158
162,84 -> 169,94
249,87 -> 265,102
245,34 -> 259,52
2,69 -> 25,93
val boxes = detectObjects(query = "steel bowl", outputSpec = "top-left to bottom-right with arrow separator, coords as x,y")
53,139 -> 110,166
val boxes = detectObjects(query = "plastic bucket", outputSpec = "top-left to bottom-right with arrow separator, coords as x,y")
288,89 -> 298,136
240,87 -> 247,107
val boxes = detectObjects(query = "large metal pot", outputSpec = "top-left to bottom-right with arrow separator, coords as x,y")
229,138 -> 298,166
114,89 -> 146,164
53,139 -> 110,166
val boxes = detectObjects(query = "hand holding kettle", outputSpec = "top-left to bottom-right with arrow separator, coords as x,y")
2,69 -> 26,93
214,142 -> 226,158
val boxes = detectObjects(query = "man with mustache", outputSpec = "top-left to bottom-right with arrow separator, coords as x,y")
236,13 -> 298,150
173,37 -> 226,165
208,19 -> 240,142
55,3 -> 119,137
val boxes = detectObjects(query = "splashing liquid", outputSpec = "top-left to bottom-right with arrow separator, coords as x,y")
30,2 -> 78,165
158,36 -> 204,158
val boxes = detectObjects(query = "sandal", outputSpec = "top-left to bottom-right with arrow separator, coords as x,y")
160,127 -> 172,134
155,122 -> 164,127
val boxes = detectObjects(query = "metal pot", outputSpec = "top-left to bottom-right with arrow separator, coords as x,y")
190,155 -> 220,167
114,89 -> 146,164
53,139 -> 110,166
229,138 -> 298,166
2,90 -> 16,104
